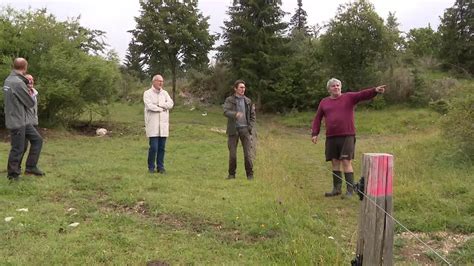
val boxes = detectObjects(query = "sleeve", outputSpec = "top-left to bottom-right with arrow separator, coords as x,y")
311,103 -> 324,136
143,91 -> 163,112
249,102 -> 256,128
160,91 -> 174,110
350,87 -> 378,104
13,83 -> 35,108
223,97 -> 237,119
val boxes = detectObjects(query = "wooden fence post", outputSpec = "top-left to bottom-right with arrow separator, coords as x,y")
354,153 -> 394,266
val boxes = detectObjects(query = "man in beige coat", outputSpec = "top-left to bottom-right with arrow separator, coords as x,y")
143,74 -> 174,174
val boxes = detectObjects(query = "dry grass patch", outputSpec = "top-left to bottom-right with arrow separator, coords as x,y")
396,231 -> 473,264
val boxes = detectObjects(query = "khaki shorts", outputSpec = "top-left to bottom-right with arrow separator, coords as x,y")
325,136 -> 356,161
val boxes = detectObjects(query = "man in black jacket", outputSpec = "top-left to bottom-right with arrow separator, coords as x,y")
223,80 -> 256,180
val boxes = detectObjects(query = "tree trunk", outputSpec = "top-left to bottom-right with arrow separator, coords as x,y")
172,65 -> 177,103
256,92 -> 262,111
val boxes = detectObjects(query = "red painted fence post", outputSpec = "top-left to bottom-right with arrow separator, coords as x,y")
355,153 -> 394,266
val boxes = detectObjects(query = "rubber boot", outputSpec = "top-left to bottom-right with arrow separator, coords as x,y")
344,172 -> 354,198
325,171 -> 342,197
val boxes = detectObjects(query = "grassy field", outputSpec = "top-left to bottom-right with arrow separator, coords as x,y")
0,103 -> 472,265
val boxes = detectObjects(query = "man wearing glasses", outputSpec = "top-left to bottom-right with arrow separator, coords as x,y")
143,74 -> 174,174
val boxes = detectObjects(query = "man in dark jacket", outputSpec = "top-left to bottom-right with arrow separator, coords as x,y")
223,80 -> 256,180
3,58 -> 44,180
312,78 -> 385,197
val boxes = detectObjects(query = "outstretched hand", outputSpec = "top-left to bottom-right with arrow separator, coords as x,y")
375,85 -> 386,93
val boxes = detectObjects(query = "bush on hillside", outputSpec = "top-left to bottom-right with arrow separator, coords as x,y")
186,62 -> 232,105
441,86 -> 474,160
0,8 -> 121,127
117,68 -> 148,104
382,67 -> 415,103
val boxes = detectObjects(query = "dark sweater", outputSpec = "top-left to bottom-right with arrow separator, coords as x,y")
311,88 -> 378,137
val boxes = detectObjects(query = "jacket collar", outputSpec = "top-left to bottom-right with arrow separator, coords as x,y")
230,94 -> 250,104
11,71 -> 29,84
151,86 -> 164,94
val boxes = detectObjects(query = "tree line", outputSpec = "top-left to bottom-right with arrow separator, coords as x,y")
0,0 -> 472,121
0,7 -> 122,126
126,0 -> 472,112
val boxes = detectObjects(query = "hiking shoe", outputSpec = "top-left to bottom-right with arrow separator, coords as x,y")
7,174 -> 20,181
226,174 -> 235,180
247,175 -> 254,180
148,169 -> 155,174
158,169 -> 166,174
341,191 -> 353,199
324,189 -> 342,197
25,167 -> 45,176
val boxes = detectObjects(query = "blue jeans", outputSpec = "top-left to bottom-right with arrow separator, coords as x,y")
148,137 -> 167,171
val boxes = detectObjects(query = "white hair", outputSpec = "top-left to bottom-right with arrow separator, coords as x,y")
152,74 -> 163,81
326,78 -> 341,89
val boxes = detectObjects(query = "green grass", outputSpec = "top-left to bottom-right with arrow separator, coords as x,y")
0,103 -> 472,264
279,106 -> 440,135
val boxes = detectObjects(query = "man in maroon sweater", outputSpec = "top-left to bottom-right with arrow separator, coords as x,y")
312,78 -> 385,197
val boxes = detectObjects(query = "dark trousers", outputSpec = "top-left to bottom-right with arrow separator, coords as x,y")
228,127 -> 253,177
148,137 -> 167,171
8,124 -> 43,176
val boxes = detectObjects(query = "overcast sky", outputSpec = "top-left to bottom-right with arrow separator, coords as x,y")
2,0 -> 454,62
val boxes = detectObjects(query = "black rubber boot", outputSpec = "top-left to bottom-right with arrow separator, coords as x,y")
325,171 -> 342,197
344,172 -> 354,198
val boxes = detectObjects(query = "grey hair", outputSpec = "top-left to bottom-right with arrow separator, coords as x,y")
152,74 -> 163,81
326,78 -> 341,89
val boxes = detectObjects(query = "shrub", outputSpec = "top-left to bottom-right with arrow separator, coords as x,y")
425,78 -> 459,102
382,67 -> 415,103
186,62 -> 232,105
429,99 -> 449,114
441,85 -> 474,159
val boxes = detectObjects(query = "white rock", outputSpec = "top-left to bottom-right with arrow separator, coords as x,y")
96,128 -> 108,136
328,236 -> 335,240
16,208 -> 28,212
67,208 -> 76,212
68,222 -> 80,227
5,217 -> 14,222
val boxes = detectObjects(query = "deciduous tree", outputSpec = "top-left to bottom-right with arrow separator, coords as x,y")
320,0 -> 391,89
129,0 -> 215,100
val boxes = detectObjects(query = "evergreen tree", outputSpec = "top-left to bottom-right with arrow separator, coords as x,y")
124,39 -> 145,79
384,12 -> 404,73
278,31 -> 326,111
385,12 -> 404,53
129,0 -> 215,100
290,0 -> 310,36
438,0 -> 473,74
219,0 -> 288,109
